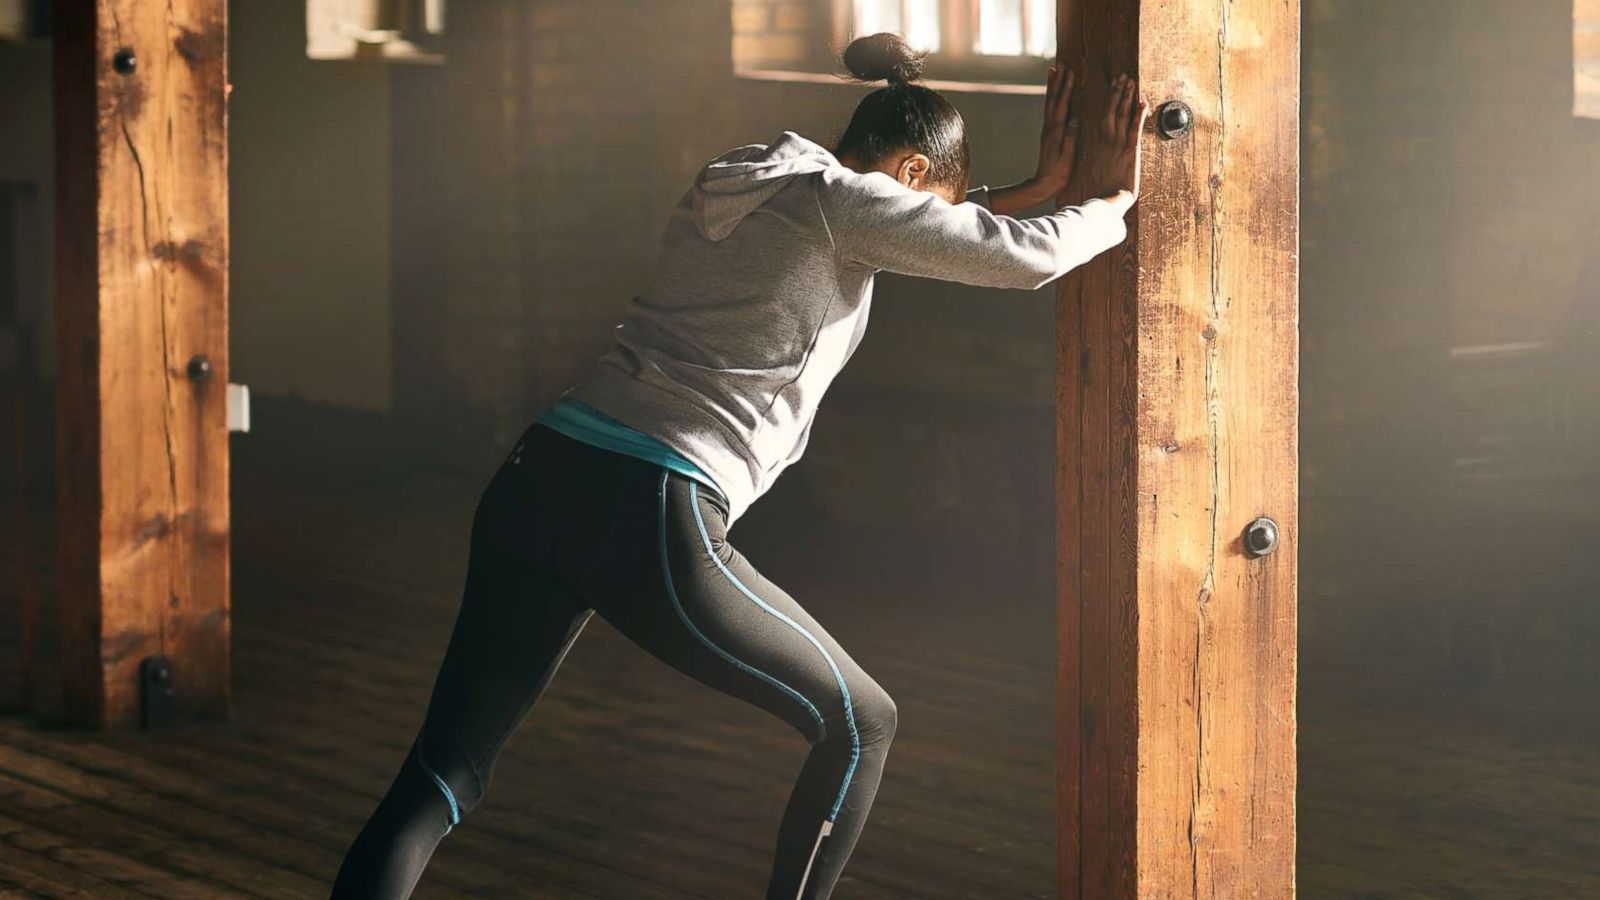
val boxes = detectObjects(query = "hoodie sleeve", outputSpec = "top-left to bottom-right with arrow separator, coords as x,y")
817,170 -> 1129,291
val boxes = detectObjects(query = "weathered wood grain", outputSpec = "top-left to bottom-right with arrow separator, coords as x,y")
52,0 -> 231,727
1055,0 -> 1299,896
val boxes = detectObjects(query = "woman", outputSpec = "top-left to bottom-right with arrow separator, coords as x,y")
333,33 -> 1148,900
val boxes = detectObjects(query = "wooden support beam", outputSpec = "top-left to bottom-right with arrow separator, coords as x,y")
1054,0 -> 1299,896
53,0 -> 231,728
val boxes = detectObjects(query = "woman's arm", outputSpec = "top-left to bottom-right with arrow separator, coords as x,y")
985,63 -> 1081,217
818,76 -> 1148,291
965,179 -> 1116,217
820,172 -> 1132,290
975,66 -> 1149,218
983,179 -> 1064,217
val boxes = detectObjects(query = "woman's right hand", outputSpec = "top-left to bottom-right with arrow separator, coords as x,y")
1076,74 -> 1150,206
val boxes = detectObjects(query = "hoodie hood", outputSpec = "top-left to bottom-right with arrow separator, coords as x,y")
691,131 -> 839,241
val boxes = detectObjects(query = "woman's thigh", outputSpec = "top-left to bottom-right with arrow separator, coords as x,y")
565,469 -> 886,745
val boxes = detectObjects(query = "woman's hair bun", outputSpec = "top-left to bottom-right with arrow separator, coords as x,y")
842,32 -> 926,86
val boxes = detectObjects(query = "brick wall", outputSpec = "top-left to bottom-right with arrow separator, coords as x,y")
392,0 -> 739,456
732,0 -> 826,69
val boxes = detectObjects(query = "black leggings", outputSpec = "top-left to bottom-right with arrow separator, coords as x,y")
331,423 -> 897,899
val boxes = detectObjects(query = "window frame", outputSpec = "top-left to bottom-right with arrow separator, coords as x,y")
733,0 -> 1053,95
305,0 -> 445,64
830,0 -> 1054,83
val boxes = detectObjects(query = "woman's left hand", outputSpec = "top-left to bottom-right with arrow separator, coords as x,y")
1031,63 -> 1079,198
986,63 -> 1081,215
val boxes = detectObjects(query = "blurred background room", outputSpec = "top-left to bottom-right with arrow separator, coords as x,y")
2,0 -> 1598,896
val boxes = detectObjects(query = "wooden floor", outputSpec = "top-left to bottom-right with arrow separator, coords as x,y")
3,442 -> 1070,899
3,429 -> 1599,898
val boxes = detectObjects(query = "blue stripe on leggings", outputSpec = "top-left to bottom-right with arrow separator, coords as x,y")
687,481 -> 861,823
414,742 -> 461,834
656,472 -> 827,740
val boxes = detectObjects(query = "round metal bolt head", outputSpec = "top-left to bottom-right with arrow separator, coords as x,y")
1244,517 -> 1280,558
1156,100 -> 1194,139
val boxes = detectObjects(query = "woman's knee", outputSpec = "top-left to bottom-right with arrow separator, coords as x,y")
847,679 -> 897,746
415,732 -> 489,820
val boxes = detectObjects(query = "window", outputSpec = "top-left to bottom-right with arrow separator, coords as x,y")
734,0 -> 1054,92
1580,0 -> 1600,118
845,0 -> 1054,58
306,0 -> 444,63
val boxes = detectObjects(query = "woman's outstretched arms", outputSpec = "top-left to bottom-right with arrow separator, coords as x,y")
818,74 -> 1150,291
819,173 -> 1130,290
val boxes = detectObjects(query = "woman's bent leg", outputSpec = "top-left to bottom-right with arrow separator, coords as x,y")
575,470 -> 896,900
331,487 -> 592,899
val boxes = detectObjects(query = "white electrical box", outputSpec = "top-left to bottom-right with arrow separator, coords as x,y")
227,383 -> 250,433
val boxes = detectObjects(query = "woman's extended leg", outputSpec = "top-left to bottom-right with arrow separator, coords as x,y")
572,469 -> 897,900
331,475 -> 593,899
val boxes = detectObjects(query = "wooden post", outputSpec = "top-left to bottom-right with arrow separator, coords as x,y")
53,0 -> 231,728
1055,0 -> 1299,896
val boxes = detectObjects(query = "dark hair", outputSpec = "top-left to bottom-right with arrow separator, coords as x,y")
835,33 -> 971,195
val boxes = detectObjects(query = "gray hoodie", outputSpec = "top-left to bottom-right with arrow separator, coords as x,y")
567,131 -> 1130,524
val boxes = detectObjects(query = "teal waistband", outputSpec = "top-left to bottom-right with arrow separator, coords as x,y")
536,396 -> 725,499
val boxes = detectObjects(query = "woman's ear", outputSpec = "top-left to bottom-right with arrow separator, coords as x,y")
895,153 -> 934,191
